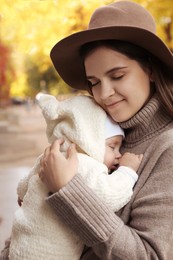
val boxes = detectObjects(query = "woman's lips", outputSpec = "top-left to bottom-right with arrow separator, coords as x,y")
105,99 -> 124,109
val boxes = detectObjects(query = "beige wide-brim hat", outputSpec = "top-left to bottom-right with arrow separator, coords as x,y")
50,1 -> 173,90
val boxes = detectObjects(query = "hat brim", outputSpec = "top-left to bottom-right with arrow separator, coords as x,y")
50,26 -> 173,90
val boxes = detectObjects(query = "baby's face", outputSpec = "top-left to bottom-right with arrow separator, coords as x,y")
104,135 -> 123,172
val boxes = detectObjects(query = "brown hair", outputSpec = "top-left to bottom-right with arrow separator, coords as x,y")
80,40 -> 173,117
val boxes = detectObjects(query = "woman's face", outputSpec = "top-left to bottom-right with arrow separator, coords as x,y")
84,46 -> 152,122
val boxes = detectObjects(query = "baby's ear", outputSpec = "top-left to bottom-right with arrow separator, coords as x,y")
35,93 -> 59,120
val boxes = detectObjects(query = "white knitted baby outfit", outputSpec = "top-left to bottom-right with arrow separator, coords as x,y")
9,94 -> 138,260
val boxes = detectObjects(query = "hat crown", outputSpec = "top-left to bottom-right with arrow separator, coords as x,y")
89,1 -> 156,33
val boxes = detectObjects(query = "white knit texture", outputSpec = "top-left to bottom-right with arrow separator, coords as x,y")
9,154 -> 137,260
9,94 -> 138,260
36,94 -> 106,162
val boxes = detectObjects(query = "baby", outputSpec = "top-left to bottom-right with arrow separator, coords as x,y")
9,94 -> 142,260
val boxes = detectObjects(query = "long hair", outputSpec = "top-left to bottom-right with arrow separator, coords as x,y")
80,40 -> 173,117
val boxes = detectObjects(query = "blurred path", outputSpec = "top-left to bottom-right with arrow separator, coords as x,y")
0,103 -> 49,251
0,167 -> 29,252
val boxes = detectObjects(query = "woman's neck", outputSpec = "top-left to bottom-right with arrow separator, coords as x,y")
119,94 -> 172,148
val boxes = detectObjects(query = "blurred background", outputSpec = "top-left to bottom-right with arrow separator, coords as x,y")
0,0 -> 173,252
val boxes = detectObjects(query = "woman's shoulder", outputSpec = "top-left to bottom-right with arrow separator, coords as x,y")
147,123 -> 173,159
144,123 -> 173,158
155,123 -> 173,144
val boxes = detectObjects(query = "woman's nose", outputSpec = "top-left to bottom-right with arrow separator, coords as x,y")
100,80 -> 115,100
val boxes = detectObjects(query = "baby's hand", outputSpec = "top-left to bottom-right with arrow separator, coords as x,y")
119,152 -> 143,172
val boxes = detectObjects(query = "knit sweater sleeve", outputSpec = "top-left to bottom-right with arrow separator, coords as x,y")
46,136 -> 173,259
77,153 -> 138,211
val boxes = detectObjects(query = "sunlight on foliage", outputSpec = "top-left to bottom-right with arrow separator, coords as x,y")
0,0 -> 172,101
10,74 -> 28,98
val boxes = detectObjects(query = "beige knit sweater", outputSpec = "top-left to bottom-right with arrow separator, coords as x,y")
47,94 -> 173,260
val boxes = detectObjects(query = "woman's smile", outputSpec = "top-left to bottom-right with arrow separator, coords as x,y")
105,99 -> 125,110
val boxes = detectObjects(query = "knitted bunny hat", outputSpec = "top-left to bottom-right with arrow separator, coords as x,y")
36,93 -> 123,162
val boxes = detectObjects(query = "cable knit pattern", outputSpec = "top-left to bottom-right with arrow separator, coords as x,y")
47,94 -> 173,260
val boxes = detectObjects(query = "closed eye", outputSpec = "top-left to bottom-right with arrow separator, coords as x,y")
109,145 -> 115,150
87,80 -> 100,87
111,75 -> 124,80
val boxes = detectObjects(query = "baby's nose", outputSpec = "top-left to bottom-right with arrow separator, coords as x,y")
115,151 -> 122,159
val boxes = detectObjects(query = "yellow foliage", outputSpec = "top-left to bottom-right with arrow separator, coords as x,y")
10,73 -> 28,98
0,0 -> 173,98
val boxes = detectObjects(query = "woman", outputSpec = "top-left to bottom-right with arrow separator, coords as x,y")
39,1 -> 173,259
1,1 -> 173,259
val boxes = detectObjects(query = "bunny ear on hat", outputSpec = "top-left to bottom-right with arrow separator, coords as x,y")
36,93 -> 60,120
36,93 -> 61,143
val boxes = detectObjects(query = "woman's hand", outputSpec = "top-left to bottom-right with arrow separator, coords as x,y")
39,139 -> 78,193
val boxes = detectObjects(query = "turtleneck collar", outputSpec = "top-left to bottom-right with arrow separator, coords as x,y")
119,94 -> 172,148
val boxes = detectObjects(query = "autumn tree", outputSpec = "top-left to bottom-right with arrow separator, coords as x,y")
0,0 -> 172,99
0,41 -> 15,107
